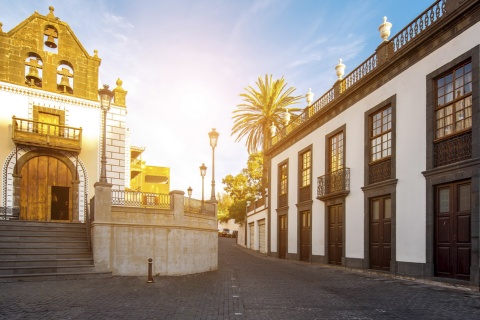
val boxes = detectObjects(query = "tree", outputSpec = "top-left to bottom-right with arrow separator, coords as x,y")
223,152 -> 263,201
219,152 -> 263,223
217,193 -> 233,223
231,74 -> 303,194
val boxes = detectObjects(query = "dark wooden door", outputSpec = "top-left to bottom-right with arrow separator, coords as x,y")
370,196 -> 391,271
300,210 -> 311,261
435,181 -> 471,280
20,156 -> 72,221
279,215 -> 287,259
328,204 -> 343,265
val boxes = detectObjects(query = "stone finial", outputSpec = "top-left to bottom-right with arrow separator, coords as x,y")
113,77 -> 128,107
270,122 -> 277,137
47,6 -> 55,19
284,108 -> 290,125
336,58 -> 346,80
379,16 -> 392,42
116,78 -> 123,88
306,88 -> 314,106
93,49 -> 99,58
0,22 -> 3,33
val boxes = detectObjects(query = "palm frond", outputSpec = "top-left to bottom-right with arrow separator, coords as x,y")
231,74 -> 303,153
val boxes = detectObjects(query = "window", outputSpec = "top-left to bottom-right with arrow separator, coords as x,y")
300,150 -> 311,187
278,162 -> 288,208
435,61 -> 472,139
299,148 -> 312,202
330,132 -> 344,172
370,106 -> 392,162
279,163 -> 288,195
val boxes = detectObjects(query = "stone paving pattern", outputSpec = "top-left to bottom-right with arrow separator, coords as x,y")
1,238 -> 480,319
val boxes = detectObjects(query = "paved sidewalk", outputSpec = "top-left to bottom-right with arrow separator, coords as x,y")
1,238 -> 480,319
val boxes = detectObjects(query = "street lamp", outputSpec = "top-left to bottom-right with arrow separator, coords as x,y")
187,186 -> 192,212
187,186 -> 192,198
98,84 -> 113,184
208,128 -> 219,202
200,163 -> 207,212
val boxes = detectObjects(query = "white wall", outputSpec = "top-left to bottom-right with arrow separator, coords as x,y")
269,21 -> 480,263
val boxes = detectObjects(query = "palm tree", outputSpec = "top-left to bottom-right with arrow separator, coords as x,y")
232,74 -> 303,194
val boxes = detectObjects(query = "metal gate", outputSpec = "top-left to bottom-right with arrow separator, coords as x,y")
249,223 -> 254,249
259,219 -> 266,253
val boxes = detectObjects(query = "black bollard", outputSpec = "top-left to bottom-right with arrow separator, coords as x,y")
147,258 -> 154,283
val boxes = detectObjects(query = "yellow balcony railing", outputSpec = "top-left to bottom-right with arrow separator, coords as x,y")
12,116 -> 82,152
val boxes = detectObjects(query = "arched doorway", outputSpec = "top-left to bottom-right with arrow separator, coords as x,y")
19,155 -> 73,221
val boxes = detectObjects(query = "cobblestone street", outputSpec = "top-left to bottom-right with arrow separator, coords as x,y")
1,237 -> 480,319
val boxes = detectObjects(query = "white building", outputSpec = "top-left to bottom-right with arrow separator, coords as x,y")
266,0 -> 480,288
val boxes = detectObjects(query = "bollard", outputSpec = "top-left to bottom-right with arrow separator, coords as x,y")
147,258 -> 154,283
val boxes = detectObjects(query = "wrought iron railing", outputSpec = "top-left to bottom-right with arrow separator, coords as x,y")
111,190 -> 172,209
390,0 -> 446,53
317,168 -> 350,198
299,185 -> 311,203
12,116 -> 82,152
267,0 -> 447,150
278,194 -> 288,208
434,131 -> 472,167
369,159 -> 392,184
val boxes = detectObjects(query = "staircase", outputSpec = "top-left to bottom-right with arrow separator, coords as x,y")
0,220 -> 110,282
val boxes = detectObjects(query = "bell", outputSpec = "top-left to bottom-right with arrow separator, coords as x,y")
26,66 -> 41,86
58,76 -> 72,93
45,35 -> 57,48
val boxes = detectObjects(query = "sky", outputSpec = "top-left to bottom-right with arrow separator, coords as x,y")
0,0 -> 434,199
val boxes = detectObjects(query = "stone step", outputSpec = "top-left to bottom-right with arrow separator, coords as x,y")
0,271 -> 112,283
0,220 -> 106,282
0,247 -> 91,254
0,230 -> 86,237
0,258 -> 93,267
0,235 -> 87,242
0,221 -> 86,230
0,241 -> 89,248
0,252 -> 92,260
0,264 -> 96,275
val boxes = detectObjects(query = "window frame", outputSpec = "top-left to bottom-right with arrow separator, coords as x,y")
433,60 -> 473,141
369,105 -> 393,164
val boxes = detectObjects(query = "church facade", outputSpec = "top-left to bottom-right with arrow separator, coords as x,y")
0,6 -> 128,223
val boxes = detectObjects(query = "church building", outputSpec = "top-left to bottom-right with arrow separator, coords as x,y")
0,6 -> 128,223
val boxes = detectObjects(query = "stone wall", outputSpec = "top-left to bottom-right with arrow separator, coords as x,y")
92,188 -> 218,276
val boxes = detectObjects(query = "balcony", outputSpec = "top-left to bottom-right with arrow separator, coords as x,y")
317,168 -> 350,201
12,117 -> 82,153
130,159 -> 145,172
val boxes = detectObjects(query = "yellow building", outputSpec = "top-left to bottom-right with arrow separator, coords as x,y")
129,146 -> 170,194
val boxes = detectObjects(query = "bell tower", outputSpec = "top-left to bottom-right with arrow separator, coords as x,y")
0,6 -> 101,100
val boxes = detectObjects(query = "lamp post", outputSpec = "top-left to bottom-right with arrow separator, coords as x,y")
200,163 -> 207,212
98,84 -> 113,184
208,128 -> 219,202
187,186 -> 192,212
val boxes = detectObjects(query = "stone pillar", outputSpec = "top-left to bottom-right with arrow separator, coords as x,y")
376,41 -> 394,66
169,190 -> 185,222
92,181 -> 112,272
333,80 -> 344,97
446,0 -> 468,15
